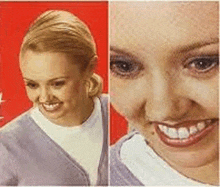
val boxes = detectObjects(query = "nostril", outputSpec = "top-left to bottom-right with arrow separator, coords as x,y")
146,97 -> 193,123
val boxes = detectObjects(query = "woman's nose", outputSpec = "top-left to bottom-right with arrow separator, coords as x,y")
38,87 -> 52,103
146,72 -> 192,122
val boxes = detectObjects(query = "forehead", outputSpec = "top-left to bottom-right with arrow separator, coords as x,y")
20,51 -> 80,80
110,2 -> 218,55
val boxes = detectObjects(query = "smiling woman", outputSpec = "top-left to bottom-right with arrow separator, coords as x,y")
110,1 -> 219,186
0,6 -> 108,186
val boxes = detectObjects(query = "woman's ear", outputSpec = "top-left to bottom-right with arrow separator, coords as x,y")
88,73 -> 103,97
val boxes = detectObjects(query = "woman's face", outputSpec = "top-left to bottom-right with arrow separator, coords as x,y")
110,2 -> 219,170
21,51 -> 91,126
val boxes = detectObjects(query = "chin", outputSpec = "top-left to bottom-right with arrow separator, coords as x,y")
39,106 -> 66,120
162,140 -> 219,168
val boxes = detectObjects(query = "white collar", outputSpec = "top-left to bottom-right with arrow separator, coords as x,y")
121,133 -> 208,186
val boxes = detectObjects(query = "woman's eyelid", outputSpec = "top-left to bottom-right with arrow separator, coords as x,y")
51,80 -> 66,87
183,55 -> 219,68
26,82 -> 39,89
110,52 -> 144,69
182,56 -> 219,78
111,48 -> 140,60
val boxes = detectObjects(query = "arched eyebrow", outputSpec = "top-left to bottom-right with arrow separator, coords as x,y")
23,77 -> 69,82
110,46 -> 135,58
48,77 -> 70,82
23,78 -> 36,82
110,37 -> 219,57
175,38 -> 219,53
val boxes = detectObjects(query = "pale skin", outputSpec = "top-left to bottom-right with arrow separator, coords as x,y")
20,51 -> 94,127
110,2 -> 219,185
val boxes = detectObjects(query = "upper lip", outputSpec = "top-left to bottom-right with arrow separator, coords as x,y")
150,118 -> 218,128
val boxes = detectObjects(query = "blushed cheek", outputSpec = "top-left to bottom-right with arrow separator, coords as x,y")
64,81 -> 86,102
194,85 -> 218,116
200,92 -> 219,116
26,91 -> 38,103
73,81 -> 85,94
111,90 -> 145,121
74,81 -> 81,93
111,79 -> 149,121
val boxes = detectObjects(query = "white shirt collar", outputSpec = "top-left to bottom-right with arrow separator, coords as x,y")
121,133 -> 208,186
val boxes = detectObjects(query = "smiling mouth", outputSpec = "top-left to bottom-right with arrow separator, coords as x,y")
154,119 -> 218,148
41,102 -> 63,112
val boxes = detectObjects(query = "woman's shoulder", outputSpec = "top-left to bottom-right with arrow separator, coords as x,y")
0,110 -> 34,142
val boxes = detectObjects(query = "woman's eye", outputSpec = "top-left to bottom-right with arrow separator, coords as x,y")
26,82 -> 39,89
185,56 -> 219,74
52,81 -> 65,88
110,56 -> 143,78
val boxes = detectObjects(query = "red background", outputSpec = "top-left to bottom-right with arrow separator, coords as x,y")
0,2 -> 127,144
110,106 -> 128,144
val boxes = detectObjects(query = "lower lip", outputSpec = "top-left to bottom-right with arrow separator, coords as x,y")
41,103 -> 63,113
155,121 -> 218,148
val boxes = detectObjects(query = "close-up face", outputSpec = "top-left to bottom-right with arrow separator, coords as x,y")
110,1 -> 219,170
20,51 -> 90,126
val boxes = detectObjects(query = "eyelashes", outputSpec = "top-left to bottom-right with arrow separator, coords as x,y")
51,81 -> 65,88
110,55 -> 144,79
110,53 -> 219,79
25,80 -> 66,90
184,56 -> 219,75
26,82 -> 39,89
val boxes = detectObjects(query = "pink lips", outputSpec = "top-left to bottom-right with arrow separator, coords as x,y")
154,119 -> 218,148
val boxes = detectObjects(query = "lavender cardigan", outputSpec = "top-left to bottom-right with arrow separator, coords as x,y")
0,95 -> 108,186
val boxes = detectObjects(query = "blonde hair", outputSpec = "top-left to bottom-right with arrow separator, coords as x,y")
20,10 -> 102,97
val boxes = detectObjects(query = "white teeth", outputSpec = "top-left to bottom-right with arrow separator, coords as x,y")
158,124 -> 163,131
43,103 -> 59,110
158,124 -> 167,133
197,121 -> 206,131
168,128 -> 178,138
178,127 -> 190,139
189,126 -> 198,135
158,120 -> 211,140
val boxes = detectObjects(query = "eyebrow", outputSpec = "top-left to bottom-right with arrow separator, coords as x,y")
23,77 -> 69,82
110,46 -> 135,57
176,38 -> 219,53
110,37 -> 219,55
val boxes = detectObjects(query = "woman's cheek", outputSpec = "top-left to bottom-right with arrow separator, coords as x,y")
199,83 -> 219,116
26,90 -> 37,103
62,81 -> 83,100
110,81 -> 147,120
187,78 -> 218,116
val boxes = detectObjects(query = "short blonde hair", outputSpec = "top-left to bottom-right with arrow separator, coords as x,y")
20,10 -> 102,97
